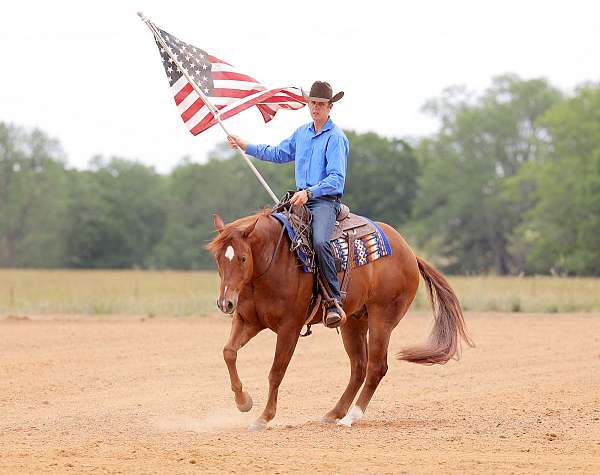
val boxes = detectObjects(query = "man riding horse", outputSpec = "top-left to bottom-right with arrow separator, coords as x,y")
228,80 -> 348,328
216,81 -> 472,431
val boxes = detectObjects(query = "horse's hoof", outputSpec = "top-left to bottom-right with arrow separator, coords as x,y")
235,391 -> 253,413
336,405 -> 364,428
248,419 -> 267,432
320,414 -> 339,424
337,418 -> 352,427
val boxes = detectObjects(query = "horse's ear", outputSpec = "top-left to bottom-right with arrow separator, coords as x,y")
213,214 -> 225,233
242,218 -> 259,238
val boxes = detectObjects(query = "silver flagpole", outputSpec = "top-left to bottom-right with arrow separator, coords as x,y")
138,12 -> 280,204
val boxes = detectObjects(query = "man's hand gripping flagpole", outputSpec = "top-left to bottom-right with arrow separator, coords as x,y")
138,12 -> 280,204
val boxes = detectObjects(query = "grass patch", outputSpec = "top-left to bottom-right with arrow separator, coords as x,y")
0,269 -> 219,317
1,270 -> 599,316
510,296 -> 522,313
446,275 -> 600,313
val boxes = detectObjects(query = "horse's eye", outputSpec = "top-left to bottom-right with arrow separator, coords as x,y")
241,256 -> 247,264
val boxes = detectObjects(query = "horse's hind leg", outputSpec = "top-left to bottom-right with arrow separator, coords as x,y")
338,301 -> 405,427
223,313 -> 262,412
321,318 -> 368,423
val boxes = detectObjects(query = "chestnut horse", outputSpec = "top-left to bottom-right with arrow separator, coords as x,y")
207,209 -> 473,430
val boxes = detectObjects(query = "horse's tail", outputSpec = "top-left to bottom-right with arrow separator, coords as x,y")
397,256 -> 474,365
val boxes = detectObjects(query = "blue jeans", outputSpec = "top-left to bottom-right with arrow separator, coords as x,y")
306,198 -> 341,302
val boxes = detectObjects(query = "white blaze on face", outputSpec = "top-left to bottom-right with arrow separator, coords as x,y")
225,245 -> 235,261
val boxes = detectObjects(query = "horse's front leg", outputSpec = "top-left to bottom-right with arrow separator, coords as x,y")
249,322 -> 301,431
223,313 -> 262,412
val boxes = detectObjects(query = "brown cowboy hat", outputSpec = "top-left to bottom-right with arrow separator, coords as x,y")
302,81 -> 344,103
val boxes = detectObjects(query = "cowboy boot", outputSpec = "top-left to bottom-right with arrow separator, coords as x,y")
324,301 -> 346,328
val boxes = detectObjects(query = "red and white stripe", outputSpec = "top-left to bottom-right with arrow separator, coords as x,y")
171,55 -> 305,135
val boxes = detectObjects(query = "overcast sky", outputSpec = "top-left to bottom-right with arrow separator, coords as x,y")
2,0 -> 599,172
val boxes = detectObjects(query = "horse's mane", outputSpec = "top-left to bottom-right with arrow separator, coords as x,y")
205,209 -> 272,256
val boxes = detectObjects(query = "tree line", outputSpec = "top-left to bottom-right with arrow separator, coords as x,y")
1,74 -> 599,275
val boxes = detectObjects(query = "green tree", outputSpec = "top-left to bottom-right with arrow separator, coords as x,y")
412,75 -> 562,274
64,157 -> 167,268
511,83 -> 600,275
344,131 -> 419,227
0,123 -> 68,267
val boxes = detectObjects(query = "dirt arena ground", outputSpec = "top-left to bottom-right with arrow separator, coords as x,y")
1,312 -> 599,474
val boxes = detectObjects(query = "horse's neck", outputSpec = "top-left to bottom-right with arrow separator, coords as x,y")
242,218 -> 312,328
250,218 -> 301,290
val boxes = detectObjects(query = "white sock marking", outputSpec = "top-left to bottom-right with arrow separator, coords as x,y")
337,405 -> 364,427
225,245 -> 235,261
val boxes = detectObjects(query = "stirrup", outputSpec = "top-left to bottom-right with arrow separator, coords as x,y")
323,301 -> 347,328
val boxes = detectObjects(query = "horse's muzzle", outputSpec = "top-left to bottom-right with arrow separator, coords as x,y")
217,294 -> 238,315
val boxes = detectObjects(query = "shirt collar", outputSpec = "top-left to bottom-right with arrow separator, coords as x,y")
310,117 -> 333,135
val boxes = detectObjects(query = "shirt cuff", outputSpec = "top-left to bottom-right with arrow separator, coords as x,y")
246,143 -> 258,157
308,185 -> 323,198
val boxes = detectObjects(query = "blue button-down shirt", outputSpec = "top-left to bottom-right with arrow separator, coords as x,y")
245,117 -> 349,198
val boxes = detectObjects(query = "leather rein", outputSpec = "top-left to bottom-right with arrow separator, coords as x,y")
254,219 -> 286,280
254,193 -> 296,281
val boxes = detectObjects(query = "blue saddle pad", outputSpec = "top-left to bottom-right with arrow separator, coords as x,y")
272,213 -> 392,273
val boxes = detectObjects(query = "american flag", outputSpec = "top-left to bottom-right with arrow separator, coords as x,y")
151,24 -> 306,135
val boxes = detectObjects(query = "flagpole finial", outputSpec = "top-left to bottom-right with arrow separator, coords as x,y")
137,11 -> 147,21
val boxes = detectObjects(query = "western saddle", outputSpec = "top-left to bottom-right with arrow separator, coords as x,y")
332,203 -> 377,241
273,193 -> 378,335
